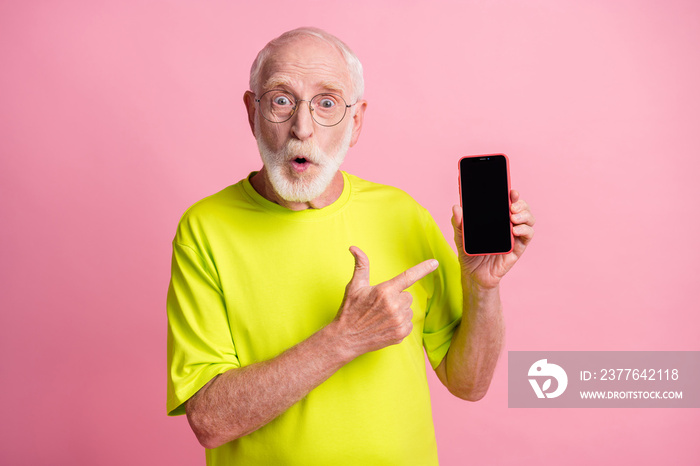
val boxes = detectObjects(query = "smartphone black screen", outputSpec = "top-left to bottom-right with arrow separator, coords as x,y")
459,155 -> 512,255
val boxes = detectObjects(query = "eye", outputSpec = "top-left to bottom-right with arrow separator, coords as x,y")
317,98 -> 336,109
272,94 -> 293,106
270,91 -> 294,107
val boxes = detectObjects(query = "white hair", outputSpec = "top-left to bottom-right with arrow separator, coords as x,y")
249,27 -> 364,102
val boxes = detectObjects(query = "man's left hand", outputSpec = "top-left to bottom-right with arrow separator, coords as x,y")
451,190 -> 535,289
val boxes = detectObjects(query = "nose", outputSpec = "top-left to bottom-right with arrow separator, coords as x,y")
290,100 -> 314,141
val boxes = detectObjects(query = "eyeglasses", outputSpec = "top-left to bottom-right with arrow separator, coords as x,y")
255,89 -> 356,127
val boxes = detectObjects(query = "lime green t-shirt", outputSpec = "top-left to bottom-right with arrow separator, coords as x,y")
167,172 -> 463,465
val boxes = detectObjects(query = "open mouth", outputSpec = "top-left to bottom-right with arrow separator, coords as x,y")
290,157 -> 311,173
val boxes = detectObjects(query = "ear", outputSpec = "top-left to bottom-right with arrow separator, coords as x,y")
349,100 -> 367,148
243,91 -> 257,137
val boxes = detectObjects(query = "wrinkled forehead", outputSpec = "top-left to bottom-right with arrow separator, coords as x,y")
260,36 -> 352,97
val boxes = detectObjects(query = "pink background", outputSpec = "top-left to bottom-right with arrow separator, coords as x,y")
2,1 -> 698,464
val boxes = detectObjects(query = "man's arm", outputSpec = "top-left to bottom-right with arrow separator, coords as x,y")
435,190 -> 534,400
185,247 -> 438,449
434,280 -> 505,401
186,323 -> 350,449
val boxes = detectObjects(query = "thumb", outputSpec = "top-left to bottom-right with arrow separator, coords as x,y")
451,205 -> 467,256
348,246 -> 370,289
451,205 -> 463,241
451,205 -> 463,232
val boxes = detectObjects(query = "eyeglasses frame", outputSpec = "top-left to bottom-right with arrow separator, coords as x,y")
254,89 -> 357,127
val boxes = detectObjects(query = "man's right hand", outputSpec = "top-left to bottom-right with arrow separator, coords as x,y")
332,246 -> 439,358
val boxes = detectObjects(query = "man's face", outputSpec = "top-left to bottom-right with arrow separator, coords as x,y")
247,36 -> 363,203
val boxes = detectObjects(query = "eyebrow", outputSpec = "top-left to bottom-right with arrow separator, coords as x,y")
261,76 -> 347,97
262,76 -> 294,91
318,81 -> 346,96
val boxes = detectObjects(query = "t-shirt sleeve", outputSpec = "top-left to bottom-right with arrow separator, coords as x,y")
166,239 -> 240,416
419,208 -> 463,369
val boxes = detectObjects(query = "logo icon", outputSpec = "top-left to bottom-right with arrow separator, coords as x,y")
528,359 -> 568,398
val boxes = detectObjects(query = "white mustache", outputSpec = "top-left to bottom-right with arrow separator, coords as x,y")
282,139 -> 323,164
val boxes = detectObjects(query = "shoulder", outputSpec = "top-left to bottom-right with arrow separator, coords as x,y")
346,172 -> 426,212
343,172 -> 438,242
173,180 -> 250,244
181,183 -> 242,217
345,172 -> 433,227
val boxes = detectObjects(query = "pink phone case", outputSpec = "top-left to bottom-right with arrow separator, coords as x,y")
457,153 -> 513,256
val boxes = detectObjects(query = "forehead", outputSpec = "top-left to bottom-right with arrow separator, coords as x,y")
260,36 -> 351,96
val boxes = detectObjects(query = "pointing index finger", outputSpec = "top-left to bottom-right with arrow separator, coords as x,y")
385,259 -> 439,291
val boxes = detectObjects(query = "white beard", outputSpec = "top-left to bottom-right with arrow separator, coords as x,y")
255,120 -> 353,203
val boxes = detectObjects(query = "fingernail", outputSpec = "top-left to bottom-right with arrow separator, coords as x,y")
513,213 -> 522,222
430,259 -> 439,269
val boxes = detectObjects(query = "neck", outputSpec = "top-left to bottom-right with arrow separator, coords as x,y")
250,168 -> 344,211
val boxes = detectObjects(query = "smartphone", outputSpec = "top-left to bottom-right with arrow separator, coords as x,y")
458,154 -> 513,256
